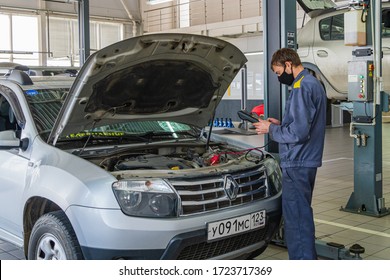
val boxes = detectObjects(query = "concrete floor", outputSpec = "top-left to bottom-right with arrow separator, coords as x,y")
1,125 -> 390,260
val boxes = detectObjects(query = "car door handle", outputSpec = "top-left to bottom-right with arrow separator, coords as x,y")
316,50 -> 328,57
382,47 -> 390,55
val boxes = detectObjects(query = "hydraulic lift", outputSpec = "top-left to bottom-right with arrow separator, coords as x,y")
263,0 -> 389,259
340,0 -> 390,217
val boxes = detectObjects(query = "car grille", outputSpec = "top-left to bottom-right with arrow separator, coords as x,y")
176,226 -> 269,260
170,167 -> 268,216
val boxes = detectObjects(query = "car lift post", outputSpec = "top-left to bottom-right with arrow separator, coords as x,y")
76,0 -> 90,66
264,0 -> 365,259
340,0 -> 390,217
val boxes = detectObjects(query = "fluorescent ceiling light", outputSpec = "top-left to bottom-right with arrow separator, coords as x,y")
245,51 -> 263,56
148,0 -> 172,5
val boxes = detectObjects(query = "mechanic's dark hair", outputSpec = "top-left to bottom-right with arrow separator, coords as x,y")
270,48 -> 302,69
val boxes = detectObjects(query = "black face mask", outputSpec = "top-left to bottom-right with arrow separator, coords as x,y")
278,68 -> 294,86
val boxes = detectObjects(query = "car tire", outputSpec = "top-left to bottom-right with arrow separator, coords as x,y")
28,210 -> 83,260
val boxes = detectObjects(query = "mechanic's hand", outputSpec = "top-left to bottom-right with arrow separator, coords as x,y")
253,119 -> 272,134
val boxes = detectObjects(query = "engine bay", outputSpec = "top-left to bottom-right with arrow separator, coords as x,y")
84,142 -> 264,172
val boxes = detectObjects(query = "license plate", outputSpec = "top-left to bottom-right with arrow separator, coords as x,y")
207,210 -> 266,241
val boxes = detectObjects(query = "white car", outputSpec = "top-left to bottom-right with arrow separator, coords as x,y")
0,33 -> 282,260
0,62 -> 78,77
297,0 -> 390,101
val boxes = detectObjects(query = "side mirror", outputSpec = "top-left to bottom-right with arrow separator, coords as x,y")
0,130 -> 29,151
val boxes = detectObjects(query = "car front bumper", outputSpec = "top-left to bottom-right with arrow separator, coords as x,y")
66,194 -> 281,260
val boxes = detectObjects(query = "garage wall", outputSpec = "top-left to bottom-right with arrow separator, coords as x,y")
0,0 -> 142,66
141,0 -> 307,37
141,0 -> 263,35
0,0 -> 141,21
188,0 -> 261,25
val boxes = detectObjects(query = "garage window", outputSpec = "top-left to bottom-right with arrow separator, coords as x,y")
0,14 -> 39,65
48,17 -> 123,67
319,14 -> 344,41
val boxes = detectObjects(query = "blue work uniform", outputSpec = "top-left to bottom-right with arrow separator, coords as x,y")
269,68 -> 327,260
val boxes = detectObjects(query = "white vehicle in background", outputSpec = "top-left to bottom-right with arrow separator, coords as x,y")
297,0 -> 390,101
0,62 -> 78,77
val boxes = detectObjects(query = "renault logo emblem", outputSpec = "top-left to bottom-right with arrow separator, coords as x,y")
224,175 -> 239,201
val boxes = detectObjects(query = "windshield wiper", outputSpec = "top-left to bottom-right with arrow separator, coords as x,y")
57,133 -> 152,143
140,130 -> 199,140
55,129 -> 198,142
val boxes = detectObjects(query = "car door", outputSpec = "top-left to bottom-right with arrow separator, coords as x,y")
312,11 -> 351,94
0,93 -> 29,243
313,7 -> 390,95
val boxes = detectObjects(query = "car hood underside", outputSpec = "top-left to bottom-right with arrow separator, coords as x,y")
49,33 -> 247,144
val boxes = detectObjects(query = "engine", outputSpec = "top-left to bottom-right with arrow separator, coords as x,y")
94,144 -> 259,172
113,154 -> 197,170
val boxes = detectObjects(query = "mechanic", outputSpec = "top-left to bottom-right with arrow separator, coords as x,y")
253,48 -> 327,260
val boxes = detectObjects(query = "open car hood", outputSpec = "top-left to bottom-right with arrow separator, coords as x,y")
49,33 -> 247,144
297,0 -> 337,17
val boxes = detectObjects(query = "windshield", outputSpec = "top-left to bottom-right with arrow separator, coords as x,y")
24,88 -> 66,135
63,121 -> 199,141
24,88 -> 201,144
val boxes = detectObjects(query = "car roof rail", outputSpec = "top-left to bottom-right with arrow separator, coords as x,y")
7,69 -> 33,85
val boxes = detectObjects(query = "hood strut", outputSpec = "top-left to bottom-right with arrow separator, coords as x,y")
206,87 -> 224,150
205,109 -> 217,151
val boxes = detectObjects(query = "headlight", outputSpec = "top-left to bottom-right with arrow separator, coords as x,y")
263,157 -> 282,194
112,179 -> 179,218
